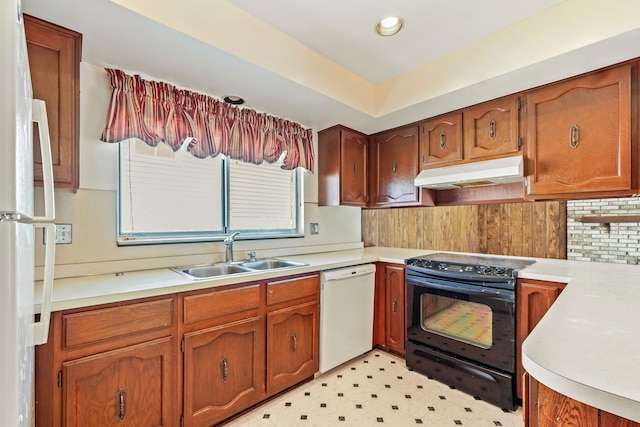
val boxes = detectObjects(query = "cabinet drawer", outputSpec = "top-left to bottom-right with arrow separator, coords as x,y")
266,274 -> 319,306
62,298 -> 174,349
183,284 -> 261,325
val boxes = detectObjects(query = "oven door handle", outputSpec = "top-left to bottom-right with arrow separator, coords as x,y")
406,277 -> 515,302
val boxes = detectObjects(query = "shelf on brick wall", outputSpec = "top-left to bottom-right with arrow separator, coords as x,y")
581,216 -> 640,223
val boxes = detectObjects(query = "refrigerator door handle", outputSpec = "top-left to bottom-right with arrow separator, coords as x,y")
31,223 -> 55,345
30,99 -> 55,222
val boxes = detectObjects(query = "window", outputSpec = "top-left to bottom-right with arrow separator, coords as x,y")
117,139 -> 303,245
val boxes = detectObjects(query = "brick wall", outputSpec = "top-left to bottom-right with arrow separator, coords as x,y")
567,197 -> 640,264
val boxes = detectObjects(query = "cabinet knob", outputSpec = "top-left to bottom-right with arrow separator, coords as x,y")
116,388 -> 127,421
488,119 -> 496,140
290,332 -> 297,353
570,124 -> 580,148
439,130 -> 447,149
392,160 -> 398,175
221,356 -> 229,382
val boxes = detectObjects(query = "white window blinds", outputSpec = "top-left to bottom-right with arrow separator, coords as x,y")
119,139 -> 224,236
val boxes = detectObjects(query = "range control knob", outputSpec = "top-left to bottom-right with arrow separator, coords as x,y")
494,267 -> 507,276
438,263 -> 447,270
478,265 -> 492,274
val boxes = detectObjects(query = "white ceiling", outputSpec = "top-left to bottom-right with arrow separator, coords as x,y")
20,0 -> 640,135
228,0 -> 563,84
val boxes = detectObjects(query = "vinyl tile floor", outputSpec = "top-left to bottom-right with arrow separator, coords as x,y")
223,350 -> 524,427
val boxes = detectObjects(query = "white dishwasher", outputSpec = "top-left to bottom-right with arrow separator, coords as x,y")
319,263 -> 376,373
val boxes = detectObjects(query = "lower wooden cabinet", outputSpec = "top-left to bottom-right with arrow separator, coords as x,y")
373,262 -> 406,356
36,273 -> 320,427
516,278 -> 567,400
525,375 -> 640,427
183,316 -> 265,427
62,337 -> 174,427
35,296 -> 179,427
267,301 -> 319,394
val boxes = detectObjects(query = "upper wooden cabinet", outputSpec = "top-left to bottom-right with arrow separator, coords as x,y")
318,125 -> 369,207
370,125 -> 434,207
419,112 -> 463,168
524,65 -> 632,199
24,15 -> 82,190
420,96 -> 522,169
464,95 -> 521,160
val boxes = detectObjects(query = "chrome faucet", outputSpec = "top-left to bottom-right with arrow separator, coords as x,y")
224,232 -> 240,263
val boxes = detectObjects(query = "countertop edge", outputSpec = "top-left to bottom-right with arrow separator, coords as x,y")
522,344 -> 640,423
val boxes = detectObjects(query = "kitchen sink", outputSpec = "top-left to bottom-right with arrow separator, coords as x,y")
240,259 -> 307,270
172,258 -> 308,280
173,263 -> 254,279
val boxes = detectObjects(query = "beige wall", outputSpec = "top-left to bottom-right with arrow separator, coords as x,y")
35,63 -> 363,277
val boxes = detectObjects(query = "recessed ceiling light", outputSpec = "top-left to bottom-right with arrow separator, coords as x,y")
223,95 -> 245,105
375,15 -> 404,36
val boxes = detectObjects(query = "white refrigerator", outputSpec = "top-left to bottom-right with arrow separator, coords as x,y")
1,0 -> 56,425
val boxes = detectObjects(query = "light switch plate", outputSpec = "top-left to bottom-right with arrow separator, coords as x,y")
310,223 -> 319,235
44,224 -> 72,244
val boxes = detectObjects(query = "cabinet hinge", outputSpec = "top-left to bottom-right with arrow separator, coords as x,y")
181,415 -> 184,427
524,100 -> 528,113
517,98 -> 521,110
57,370 -> 62,388
518,137 -> 523,148
181,338 -> 185,353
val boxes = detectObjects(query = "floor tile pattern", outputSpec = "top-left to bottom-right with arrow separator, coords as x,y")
224,350 -> 524,426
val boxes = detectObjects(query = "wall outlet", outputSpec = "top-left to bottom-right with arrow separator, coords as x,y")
310,223 -> 319,235
44,224 -> 72,244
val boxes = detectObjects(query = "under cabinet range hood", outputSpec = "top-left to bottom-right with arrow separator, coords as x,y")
414,156 -> 524,190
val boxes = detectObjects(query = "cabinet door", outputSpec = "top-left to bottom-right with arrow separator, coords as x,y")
340,129 -> 369,206
318,126 -> 368,207
385,264 -> 406,355
267,301 -> 319,395
183,317 -> 265,427
533,380 -> 599,427
370,125 -> 422,207
62,337 -> 174,427
24,15 -> 81,189
464,95 -> 521,160
525,65 -> 632,198
419,112 -> 463,167
516,279 -> 566,400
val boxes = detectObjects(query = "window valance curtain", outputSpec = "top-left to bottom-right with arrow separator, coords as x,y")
100,68 -> 315,172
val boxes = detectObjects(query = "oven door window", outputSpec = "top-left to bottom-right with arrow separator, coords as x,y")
421,294 -> 492,349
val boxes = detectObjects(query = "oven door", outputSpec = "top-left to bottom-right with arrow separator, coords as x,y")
406,273 -> 515,373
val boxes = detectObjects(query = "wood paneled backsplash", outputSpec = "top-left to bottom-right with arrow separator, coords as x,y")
362,201 -> 567,259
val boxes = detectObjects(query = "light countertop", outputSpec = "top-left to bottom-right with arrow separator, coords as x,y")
40,247 -> 640,422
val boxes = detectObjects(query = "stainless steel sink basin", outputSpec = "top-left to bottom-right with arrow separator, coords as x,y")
173,263 -> 254,279
172,258 -> 308,280
240,259 -> 308,270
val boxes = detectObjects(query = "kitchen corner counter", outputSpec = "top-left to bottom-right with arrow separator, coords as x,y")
42,247 -> 429,312
519,258 -> 640,423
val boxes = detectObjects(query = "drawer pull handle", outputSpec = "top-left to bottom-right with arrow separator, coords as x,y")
570,124 -> 580,148
392,160 -> 398,175
290,332 -> 297,353
116,388 -> 127,421
221,356 -> 229,382
353,161 -> 357,176
439,130 -> 446,149
392,298 -> 398,314
488,119 -> 496,140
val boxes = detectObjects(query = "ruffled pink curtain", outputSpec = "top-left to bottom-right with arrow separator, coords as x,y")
100,68 -> 315,172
